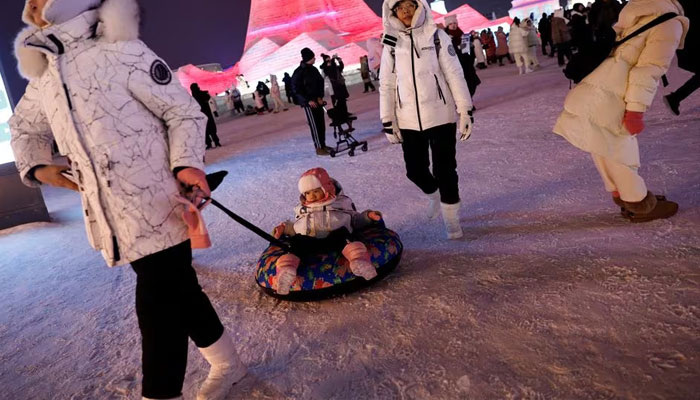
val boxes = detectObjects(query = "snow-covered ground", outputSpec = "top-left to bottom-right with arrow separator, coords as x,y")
1,56 -> 699,399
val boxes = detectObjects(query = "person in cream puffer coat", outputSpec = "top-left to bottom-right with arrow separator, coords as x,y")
10,0 -> 246,398
379,0 -> 473,239
553,0 -> 689,222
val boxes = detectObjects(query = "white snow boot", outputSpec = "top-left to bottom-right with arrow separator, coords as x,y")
197,331 -> 247,400
427,190 -> 441,219
342,242 -> 378,280
441,202 -> 463,240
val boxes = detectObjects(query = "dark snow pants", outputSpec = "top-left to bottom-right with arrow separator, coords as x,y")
400,123 -> 460,205
131,240 -> 224,399
204,116 -> 220,148
302,105 -> 327,149
671,74 -> 700,102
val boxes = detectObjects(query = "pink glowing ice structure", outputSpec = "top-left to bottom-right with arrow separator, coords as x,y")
177,0 -> 513,94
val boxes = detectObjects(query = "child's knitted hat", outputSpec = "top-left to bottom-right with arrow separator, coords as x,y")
298,168 -> 336,197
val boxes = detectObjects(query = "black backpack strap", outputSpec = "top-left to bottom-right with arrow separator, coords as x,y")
615,12 -> 678,47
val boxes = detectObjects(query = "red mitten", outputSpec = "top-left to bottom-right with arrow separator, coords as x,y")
623,111 -> 645,135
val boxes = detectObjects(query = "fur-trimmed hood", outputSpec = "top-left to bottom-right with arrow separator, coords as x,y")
15,0 -> 140,80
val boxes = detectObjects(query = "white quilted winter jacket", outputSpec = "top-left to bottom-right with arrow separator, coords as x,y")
10,0 -> 207,266
553,0 -> 688,167
379,0 -> 472,132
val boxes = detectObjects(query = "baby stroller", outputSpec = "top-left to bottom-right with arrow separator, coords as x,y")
325,99 -> 368,157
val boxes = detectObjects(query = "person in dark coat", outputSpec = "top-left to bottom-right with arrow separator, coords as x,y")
588,0 -> 623,46
291,48 -> 331,156
551,9 -> 573,66
538,13 -> 554,56
569,3 -> 594,51
320,54 -> 352,119
255,81 -> 270,111
360,56 -> 377,92
665,0 -> 699,115
444,15 -> 481,98
282,72 -> 295,104
190,83 -> 221,149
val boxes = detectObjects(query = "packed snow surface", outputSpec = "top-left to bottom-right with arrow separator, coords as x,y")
1,57 -> 699,399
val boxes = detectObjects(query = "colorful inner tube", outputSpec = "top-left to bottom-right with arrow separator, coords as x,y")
255,224 -> 403,301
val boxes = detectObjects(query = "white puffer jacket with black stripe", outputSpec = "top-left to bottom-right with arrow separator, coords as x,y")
10,0 -> 207,266
379,0 -> 472,132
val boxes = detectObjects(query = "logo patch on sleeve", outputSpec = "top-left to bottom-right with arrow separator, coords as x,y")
150,60 -> 172,85
447,44 -> 456,57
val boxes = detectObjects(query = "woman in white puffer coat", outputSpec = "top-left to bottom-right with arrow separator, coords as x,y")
380,0 -> 474,239
509,17 -> 532,74
10,0 -> 246,398
553,0 -> 689,222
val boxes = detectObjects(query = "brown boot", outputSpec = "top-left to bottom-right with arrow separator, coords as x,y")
614,193 -> 667,210
622,191 -> 678,223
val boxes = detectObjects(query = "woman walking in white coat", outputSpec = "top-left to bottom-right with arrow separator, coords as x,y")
380,0 -> 474,239
509,17 -> 533,74
10,0 -> 246,398
553,0 -> 689,222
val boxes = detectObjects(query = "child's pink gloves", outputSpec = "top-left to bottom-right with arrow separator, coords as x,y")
623,111 -> 644,135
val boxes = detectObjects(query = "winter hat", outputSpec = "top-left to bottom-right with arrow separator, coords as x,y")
301,47 -> 315,62
298,168 -> 336,200
444,15 -> 458,26
23,0 -> 102,28
321,53 -> 330,61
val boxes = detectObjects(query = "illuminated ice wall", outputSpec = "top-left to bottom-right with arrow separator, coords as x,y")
509,0 -> 561,20
177,0 -> 512,94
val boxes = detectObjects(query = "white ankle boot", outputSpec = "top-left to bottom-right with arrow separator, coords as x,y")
427,190 -> 441,219
441,202 -> 463,240
197,331 -> 247,400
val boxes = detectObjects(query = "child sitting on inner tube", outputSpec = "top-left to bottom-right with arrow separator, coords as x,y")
272,167 -> 382,295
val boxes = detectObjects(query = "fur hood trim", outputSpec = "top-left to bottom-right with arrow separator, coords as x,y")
14,26 -> 49,80
15,0 -> 140,80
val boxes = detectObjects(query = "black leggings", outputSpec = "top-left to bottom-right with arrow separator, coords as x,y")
400,123 -> 460,205
131,241 -> 224,399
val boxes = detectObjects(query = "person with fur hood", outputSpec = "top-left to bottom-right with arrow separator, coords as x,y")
523,18 -> 541,69
272,168 -> 382,295
380,0 -> 474,239
10,0 -> 246,399
553,0 -> 689,222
